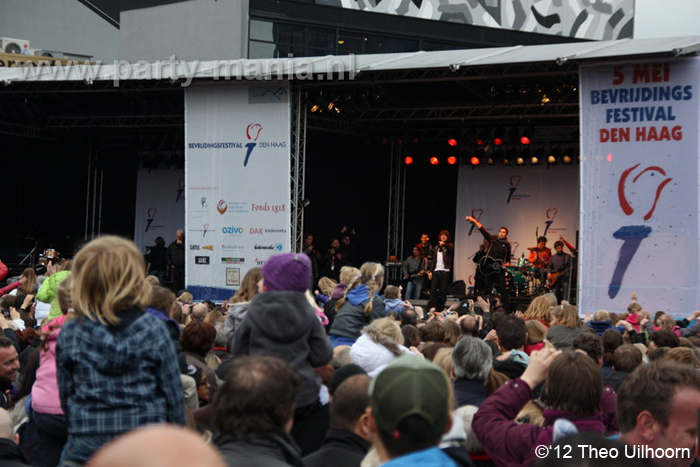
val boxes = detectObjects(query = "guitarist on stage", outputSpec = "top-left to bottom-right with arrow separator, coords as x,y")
465,216 -> 511,311
547,240 -> 572,302
472,238 -> 489,295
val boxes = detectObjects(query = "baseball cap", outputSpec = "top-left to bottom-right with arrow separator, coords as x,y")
369,355 -> 450,435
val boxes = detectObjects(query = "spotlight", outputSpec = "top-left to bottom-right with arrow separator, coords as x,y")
469,156 -> 480,166
327,101 -> 335,111
310,104 -> 320,113
448,138 -> 458,147
530,156 -> 540,165
502,158 -> 511,166
564,147 -> 576,161
486,157 -> 495,166
476,138 -> 485,146
520,136 -> 530,145
430,157 -> 439,165
447,156 -> 458,165
404,156 -> 414,165
493,138 -> 503,146
516,157 -> 525,165
607,153 -> 613,162
549,147 -> 562,164
562,155 -> 572,164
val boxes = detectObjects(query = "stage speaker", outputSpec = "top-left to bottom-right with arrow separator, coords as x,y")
447,280 -> 466,296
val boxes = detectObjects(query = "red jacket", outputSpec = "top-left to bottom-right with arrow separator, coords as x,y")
473,378 -> 608,467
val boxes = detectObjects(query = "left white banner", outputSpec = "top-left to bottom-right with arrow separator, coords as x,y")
133,168 -> 185,254
185,83 -> 291,301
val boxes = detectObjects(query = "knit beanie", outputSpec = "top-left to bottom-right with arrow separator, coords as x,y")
261,253 -> 311,292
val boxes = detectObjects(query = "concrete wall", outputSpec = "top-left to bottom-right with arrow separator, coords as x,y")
120,0 -> 248,62
0,0 -> 120,61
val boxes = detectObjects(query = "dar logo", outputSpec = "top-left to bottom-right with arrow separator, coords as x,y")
608,164 -> 672,299
507,175 -> 522,203
176,178 -> 184,203
145,208 -> 157,232
543,208 -> 558,236
243,123 -> 263,167
618,164 -> 673,221
468,208 -> 483,236
217,199 -> 228,215
509,242 -> 519,256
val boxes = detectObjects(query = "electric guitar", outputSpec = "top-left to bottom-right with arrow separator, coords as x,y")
478,256 -> 504,277
548,267 -> 570,287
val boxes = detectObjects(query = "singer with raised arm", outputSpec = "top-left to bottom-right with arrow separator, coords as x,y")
465,216 -> 511,311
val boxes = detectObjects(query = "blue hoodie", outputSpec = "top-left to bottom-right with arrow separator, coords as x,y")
384,298 -> 405,314
383,447 -> 458,467
346,284 -> 370,305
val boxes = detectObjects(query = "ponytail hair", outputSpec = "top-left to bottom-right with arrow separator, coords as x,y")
360,262 -> 385,316
335,263 -> 385,315
335,271 -> 362,312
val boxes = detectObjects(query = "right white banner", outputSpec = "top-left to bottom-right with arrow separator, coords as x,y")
579,57 -> 700,315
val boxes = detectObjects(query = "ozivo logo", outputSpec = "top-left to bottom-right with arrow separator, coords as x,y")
222,226 -> 243,234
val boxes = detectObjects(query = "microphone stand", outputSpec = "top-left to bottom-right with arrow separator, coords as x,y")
19,240 -> 38,266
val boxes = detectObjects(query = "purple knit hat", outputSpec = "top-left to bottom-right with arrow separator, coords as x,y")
261,253 -> 311,292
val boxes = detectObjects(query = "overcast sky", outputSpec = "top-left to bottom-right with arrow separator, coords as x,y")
634,0 -> 700,38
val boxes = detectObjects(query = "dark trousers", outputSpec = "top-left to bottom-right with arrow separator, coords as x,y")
483,271 -> 510,312
22,407 -> 68,467
171,266 -> 185,292
430,270 -> 451,311
552,278 -> 570,303
291,400 -> 330,457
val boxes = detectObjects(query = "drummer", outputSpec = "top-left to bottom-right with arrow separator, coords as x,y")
527,236 -> 551,283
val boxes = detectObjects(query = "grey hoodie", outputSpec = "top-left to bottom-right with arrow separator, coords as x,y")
232,291 -> 333,407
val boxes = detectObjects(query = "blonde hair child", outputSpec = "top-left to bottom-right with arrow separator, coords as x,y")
56,236 -> 185,464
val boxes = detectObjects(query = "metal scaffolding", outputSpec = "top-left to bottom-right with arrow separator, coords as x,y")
386,140 -> 406,260
84,148 -> 104,241
290,86 -> 307,253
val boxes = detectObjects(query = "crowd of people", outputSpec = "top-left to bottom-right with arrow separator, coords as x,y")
0,234 -> 699,467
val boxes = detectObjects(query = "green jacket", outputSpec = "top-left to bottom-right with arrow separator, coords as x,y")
36,270 -> 71,320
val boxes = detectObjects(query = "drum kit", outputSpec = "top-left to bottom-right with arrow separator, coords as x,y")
504,256 -> 549,296
38,249 -> 61,266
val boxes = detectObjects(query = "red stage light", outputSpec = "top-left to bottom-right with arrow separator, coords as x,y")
493,138 -> 503,146
607,153 -> 613,162
404,156 -> 414,165
476,138 -> 485,146
447,156 -> 457,165
470,156 -> 480,165
520,136 -> 530,145
448,138 -> 458,146
430,157 -> 439,165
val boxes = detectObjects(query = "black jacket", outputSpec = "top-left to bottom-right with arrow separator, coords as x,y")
147,244 -> 168,271
477,227 -> 511,264
214,430 -> 303,467
603,370 -> 630,392
0,438 -> 31,467
233,291 -> 333,407
492,357 -> 526,380
454,378 -> 490,408
431,243 -> 454,271
302,428 -> 370,467
166,240 -> 185,267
